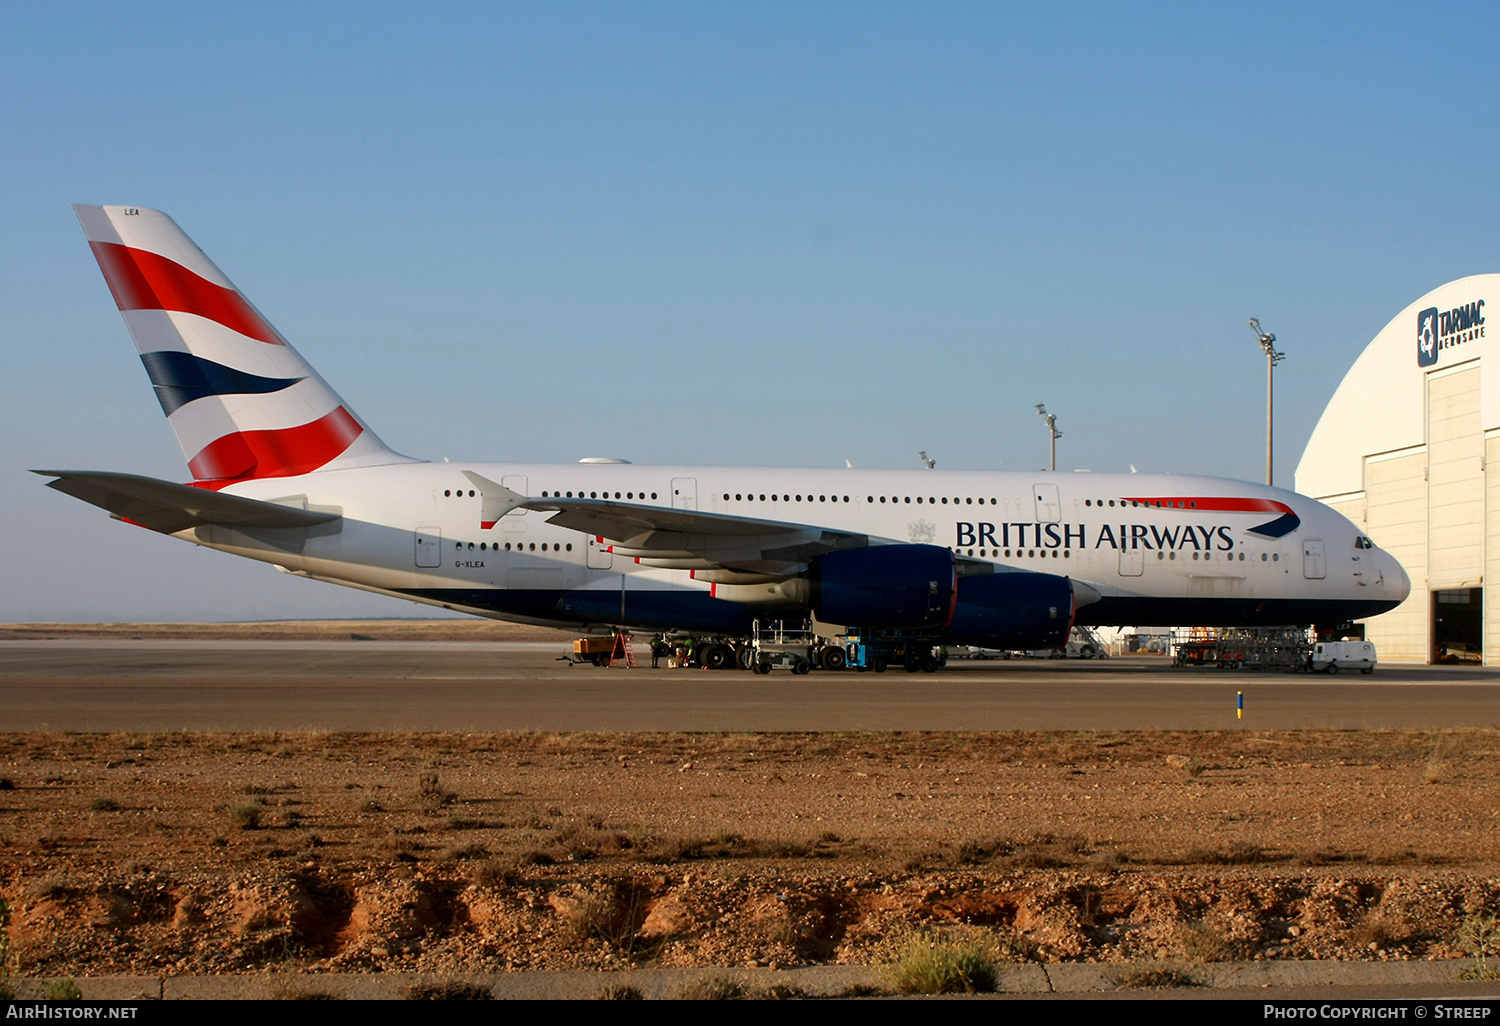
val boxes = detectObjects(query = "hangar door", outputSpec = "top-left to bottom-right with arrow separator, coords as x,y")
1427,365 -> 1483,662
1427,367 -> 1483,588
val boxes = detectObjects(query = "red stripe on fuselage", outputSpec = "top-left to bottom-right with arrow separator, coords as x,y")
1120,496 -> 1293,515
89,241 -> 284,347
187,406 -> 362,483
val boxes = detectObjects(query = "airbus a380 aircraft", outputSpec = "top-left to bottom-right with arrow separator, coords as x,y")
38,206 -> 1410,659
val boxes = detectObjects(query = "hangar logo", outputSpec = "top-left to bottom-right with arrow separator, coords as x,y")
1417,300 -> 1484,367
1418,307 -> 1439,366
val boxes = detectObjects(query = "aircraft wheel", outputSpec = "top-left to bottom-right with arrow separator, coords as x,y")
822,647 -> 847,671
704,644 -> 730,671
737,646 -> 754,670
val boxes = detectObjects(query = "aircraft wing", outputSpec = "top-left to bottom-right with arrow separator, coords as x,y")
33,470 -> 343,535
528,497 -> 870,575
461,472 -> 868,576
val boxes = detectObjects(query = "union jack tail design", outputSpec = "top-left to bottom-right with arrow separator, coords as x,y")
74,205 -> 418,485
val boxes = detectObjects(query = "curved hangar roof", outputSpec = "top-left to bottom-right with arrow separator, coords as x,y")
1297,274 -> 1500,499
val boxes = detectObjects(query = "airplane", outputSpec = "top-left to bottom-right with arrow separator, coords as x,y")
37,205 -> 1412,668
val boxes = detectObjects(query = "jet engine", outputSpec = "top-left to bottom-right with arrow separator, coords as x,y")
806,544 -> 956,628
945,570 -> 1074,650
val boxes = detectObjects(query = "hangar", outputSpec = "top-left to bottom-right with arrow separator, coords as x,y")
1297,275 -> 1498,664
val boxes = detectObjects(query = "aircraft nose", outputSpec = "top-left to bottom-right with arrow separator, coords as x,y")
1385,552 -> 1411,601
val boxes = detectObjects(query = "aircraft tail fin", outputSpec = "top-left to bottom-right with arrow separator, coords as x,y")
73,205 -> 419,485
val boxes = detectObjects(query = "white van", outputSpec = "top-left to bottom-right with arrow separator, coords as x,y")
1310,640 -> 1377,674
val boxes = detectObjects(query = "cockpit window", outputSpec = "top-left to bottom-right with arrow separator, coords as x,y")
1355,536 -> 1374,550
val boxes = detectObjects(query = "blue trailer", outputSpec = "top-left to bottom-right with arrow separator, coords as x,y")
842,628 -> 946,673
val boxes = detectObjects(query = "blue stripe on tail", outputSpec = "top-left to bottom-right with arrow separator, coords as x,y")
140,351 -> 304,415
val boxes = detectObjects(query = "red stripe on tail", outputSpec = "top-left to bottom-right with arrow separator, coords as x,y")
90,241 -> 284,347
188,406 -> 362,482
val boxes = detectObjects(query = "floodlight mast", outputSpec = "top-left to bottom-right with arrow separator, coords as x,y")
1035,404 -> 1062,472
1247,318 -> 1284,487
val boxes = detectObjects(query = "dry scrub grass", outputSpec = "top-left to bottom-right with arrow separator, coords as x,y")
878,928 -> 1003,994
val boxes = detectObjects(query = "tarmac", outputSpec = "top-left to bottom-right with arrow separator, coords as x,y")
3,640 -> 1500,731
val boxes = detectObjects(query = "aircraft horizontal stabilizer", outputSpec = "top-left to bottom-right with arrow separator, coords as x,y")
32,470 -> 342,534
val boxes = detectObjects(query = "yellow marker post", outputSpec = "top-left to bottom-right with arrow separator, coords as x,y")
1237,691 -> 1243,719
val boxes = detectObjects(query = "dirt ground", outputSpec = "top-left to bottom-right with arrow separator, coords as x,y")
4,723 -> 1500,979
2,622 -> 1498,981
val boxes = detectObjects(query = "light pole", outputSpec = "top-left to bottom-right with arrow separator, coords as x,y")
1035,404 -> 1061,472
1247,318 -> 1284,487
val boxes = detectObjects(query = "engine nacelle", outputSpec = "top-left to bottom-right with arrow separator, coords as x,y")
810,545 -> 956,628
946,570 -> 1074,649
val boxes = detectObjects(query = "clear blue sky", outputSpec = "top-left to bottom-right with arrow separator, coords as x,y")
3,2 -> 1495,620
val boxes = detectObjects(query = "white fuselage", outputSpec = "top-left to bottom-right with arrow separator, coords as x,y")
186,461 -> 1410,633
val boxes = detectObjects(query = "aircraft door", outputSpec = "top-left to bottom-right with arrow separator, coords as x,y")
672,477 -> 698,510
1033,484 -> 1061,523
415,526 -> 442,568
1118,547 -> 1144,577
500,475 -> 529,536
1303,539 -> 1327,580
586,535 -> 613,569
